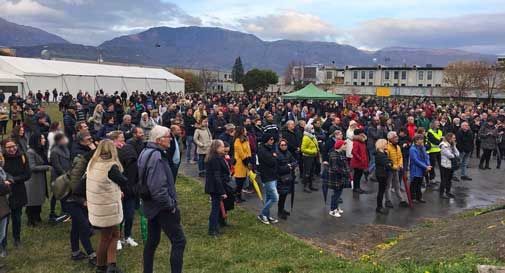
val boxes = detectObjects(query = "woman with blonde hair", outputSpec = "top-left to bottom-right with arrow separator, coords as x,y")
86,140 -> 127,273
375,139 -> 391,214
91,104 -> 104,132
345,120 -> 358,159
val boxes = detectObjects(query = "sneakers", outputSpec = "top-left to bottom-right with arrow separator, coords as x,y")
329,210 -> 341,218
336,208 -> 344,214
257,215 -> 270,225
461,176 -> 473,181
71,251 -> 88,261
385,201 -> 394,208
116,240 -> 123,251
446,192 -> 456,198
268,217 -> 279,224
124,237 -> 138,247
376,207 -> 388,214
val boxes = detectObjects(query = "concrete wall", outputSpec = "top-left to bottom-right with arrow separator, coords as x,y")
326,85 -> 505,99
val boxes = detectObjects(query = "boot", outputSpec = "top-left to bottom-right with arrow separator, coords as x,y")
106,264 -> 124,273
309,181 -> 318,191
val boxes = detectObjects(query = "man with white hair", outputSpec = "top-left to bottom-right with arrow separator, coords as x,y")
138,125 -> 186,273
386,131 -> 409,208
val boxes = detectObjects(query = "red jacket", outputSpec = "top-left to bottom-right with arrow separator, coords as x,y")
350,139 -> 368,170
406,123 -> 416,140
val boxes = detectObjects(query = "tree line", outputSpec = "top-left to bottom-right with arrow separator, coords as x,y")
443,60 -> 505,102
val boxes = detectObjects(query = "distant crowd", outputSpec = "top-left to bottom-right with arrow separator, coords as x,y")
0,88 -> 503,273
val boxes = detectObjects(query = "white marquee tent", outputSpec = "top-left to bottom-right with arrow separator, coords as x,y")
0,56 -> 184,96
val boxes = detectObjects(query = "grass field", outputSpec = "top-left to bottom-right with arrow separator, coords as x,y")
1,103 -> 502,273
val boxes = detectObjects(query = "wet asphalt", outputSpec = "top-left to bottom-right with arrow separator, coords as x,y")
179,155 -> 505,239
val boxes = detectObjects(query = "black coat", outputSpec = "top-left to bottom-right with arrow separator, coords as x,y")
118,143 -> 139,197
281,128 -> 300,155
127,138 -> 145,156
375,151 -> 391,179
50,144 -> 72,181
276,150 -> 296,194
4,152 -> 31,209
456,129 -> 474,153
204,157 -> 229,195
258,144 -> 278,182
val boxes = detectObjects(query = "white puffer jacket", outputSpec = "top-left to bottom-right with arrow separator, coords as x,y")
440,141 -> 460,169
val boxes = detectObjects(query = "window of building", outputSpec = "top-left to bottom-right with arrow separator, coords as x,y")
401,71 -> 407,80
361,82 -> 365,86
418,71 -> 424,80
418,84 -> 423,87
353,82 -> 357,86
435,84 -> 441,87
401,83 -> 406,86
427,71 -> 433,80
368,71 -> 374,79
385,83 -> 390,86
361,71 -> 366,79
427,84 -> 432,87
394,71 -> 399,80
326,71 -> 333,80
393,83 -> 398,87
224,74 -> 227,80
368,82 -> 373,86
385,71 -> 390,80
353,71 -> 358,79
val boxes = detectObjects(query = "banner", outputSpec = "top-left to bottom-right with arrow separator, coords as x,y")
376,87 -> 391,97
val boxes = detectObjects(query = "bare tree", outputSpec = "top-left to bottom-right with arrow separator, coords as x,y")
443,61 -> 482,97
476,61 -> 505,104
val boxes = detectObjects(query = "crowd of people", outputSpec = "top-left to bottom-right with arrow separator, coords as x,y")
0,88 -> 504,273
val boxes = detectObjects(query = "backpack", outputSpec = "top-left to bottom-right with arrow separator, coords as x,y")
51,154 -> 89,200
136,149 -> 156,200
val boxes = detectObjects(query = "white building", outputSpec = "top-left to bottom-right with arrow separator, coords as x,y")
343,65 -> 445,87
0,56 -> 185,96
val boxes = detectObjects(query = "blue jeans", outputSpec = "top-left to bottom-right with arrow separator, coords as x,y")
0,217 -> 7,245
208,194 -> 221,233
459,151 -> 470,177
330,188 -> 343,211
122,197 -> 137,239
66,201 -> 94,255
261,181 -> 279,218
368,148 -> 376,173
185,136 -> 197,162
198,154 -> 206,174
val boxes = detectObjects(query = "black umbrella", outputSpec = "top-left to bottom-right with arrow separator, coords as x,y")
321,165 -> 329,204
290,179 -> 295,210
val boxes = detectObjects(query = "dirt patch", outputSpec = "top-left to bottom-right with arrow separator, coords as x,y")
378,209 -> 505,263
304,224 -> 406,259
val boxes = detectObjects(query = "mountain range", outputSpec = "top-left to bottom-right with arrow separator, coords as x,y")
0,17 -> 68,47
1,17 -> 497,74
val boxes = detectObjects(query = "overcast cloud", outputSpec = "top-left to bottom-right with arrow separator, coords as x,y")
0,0 -> 504,54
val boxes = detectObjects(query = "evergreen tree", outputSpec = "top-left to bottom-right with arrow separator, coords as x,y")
232,57 -> 245,83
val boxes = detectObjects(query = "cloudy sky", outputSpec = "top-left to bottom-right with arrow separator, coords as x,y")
1,0 -> 505,54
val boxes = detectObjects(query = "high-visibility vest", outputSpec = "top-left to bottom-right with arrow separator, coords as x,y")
427,129 -> 442,154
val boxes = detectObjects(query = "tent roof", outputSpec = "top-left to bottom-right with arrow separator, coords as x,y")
0,56 -> 184,82
0,70 -> 24,83
282,83 -> 343,100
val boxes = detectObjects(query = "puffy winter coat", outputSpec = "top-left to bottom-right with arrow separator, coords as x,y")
86,160 -> 123,228
350,137 -> 368,170
409,144 -> 430,180
233,137 -> 252,178
440,141 -> 460,169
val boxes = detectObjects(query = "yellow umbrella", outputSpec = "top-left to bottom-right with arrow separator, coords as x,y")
248,171 -> 263,202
